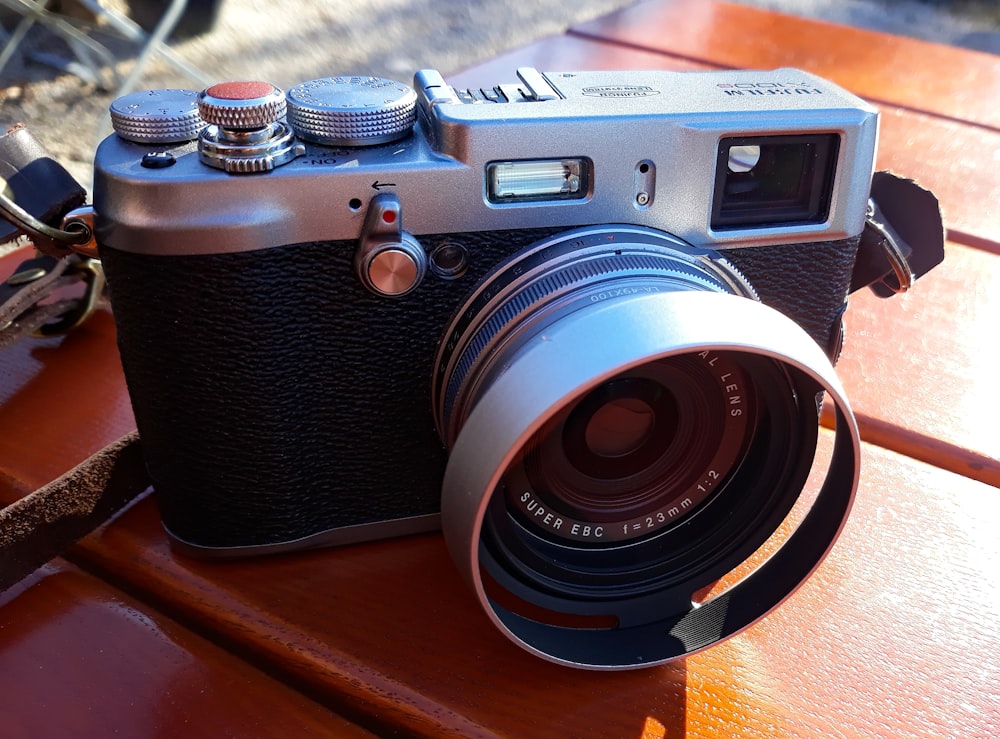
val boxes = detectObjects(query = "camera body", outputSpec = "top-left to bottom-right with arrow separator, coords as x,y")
93,68 -> 877,555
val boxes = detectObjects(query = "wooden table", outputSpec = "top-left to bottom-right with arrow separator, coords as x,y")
2,1 -> 998,735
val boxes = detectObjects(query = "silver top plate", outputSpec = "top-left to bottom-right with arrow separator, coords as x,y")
95,67 -> 878,256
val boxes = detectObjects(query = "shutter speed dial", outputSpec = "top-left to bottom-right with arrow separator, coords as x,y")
109,88 -> 206,144
285,76 -> 417,147
356,194 -> 427,297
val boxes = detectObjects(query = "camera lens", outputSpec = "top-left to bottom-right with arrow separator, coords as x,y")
435,226 -> 860,669
564,377 -> 674,480
505,356 -> 753,546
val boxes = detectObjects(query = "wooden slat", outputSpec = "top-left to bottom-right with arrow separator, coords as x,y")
874,108 -> 1000,253
449,36 -> 1000,252
0,303 -> 132,492
834,240 -> 1000,485
56,442 -> 1000,738
0,562 -> 374,737
570,0 -> 1000,131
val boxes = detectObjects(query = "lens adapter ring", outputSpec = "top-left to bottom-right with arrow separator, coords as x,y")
440,289 -> 860,670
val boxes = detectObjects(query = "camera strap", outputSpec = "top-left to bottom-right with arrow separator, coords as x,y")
853,172 -> 945,297
1,125 -> 149,592
0,432 -> 149,592
1,124 -> 104,349
0,252 -> 107,349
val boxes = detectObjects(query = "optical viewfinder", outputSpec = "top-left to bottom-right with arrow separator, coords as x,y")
711,134 -> 840,230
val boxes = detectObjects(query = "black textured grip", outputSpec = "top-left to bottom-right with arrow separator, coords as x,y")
99,230 -> 858,549
727,236 -> 859,359
100,230 -> 559,547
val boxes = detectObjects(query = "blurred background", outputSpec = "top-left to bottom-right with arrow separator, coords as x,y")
1,0 -> 999,189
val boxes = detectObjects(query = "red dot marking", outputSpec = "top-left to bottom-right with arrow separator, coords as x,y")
382,211 -> 397,224
205,81 -> 275,100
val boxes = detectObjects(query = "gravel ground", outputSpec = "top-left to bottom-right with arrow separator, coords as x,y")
1,0 -> 638,189
1,0 -> 998,194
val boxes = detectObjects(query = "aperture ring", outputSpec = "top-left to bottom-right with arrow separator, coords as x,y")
433,226 -> 755,445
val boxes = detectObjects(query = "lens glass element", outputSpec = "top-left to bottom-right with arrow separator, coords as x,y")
503,352 -> 754,545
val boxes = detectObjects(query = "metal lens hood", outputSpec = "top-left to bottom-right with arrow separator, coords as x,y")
440,287 -> 860,670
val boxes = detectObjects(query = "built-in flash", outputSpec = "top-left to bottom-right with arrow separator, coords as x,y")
487,159 -> 589,203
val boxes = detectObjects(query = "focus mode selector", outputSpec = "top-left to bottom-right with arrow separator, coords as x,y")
356,193 -> 427,297
196,80 -> 304,173
285,76 -> 417,147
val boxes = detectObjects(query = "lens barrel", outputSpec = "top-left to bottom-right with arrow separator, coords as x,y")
435,226 -> 860,670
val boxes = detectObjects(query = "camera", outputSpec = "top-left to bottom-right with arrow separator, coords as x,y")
92,67 -> 939,669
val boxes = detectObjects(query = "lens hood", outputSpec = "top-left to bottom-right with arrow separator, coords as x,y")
441,288 -> 859,670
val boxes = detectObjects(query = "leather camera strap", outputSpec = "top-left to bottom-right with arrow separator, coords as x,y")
1,124 -> 101,349
1,253 -> 86,349
0,432 -> 149,592
1,125 -> 149,592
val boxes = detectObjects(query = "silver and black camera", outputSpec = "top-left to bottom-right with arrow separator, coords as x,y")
93,68 -> 942,669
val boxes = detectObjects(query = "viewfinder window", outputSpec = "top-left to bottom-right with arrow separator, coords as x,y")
711,134 -> 839,229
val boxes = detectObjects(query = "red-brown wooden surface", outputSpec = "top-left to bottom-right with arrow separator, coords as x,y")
2,1 -> 999,736
571,0 -> 1000,131
0,562 -> 374,737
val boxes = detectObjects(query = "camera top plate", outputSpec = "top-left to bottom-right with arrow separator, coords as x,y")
93,67 -> 877,256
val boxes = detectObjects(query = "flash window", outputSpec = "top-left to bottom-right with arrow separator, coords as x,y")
486,158 -> 590,204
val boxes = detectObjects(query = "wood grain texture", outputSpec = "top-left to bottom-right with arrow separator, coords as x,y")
55,440 -> 1000,738
570,0 -> 1000,131
835,241 -> 1000,484
0,562 -> 374,737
